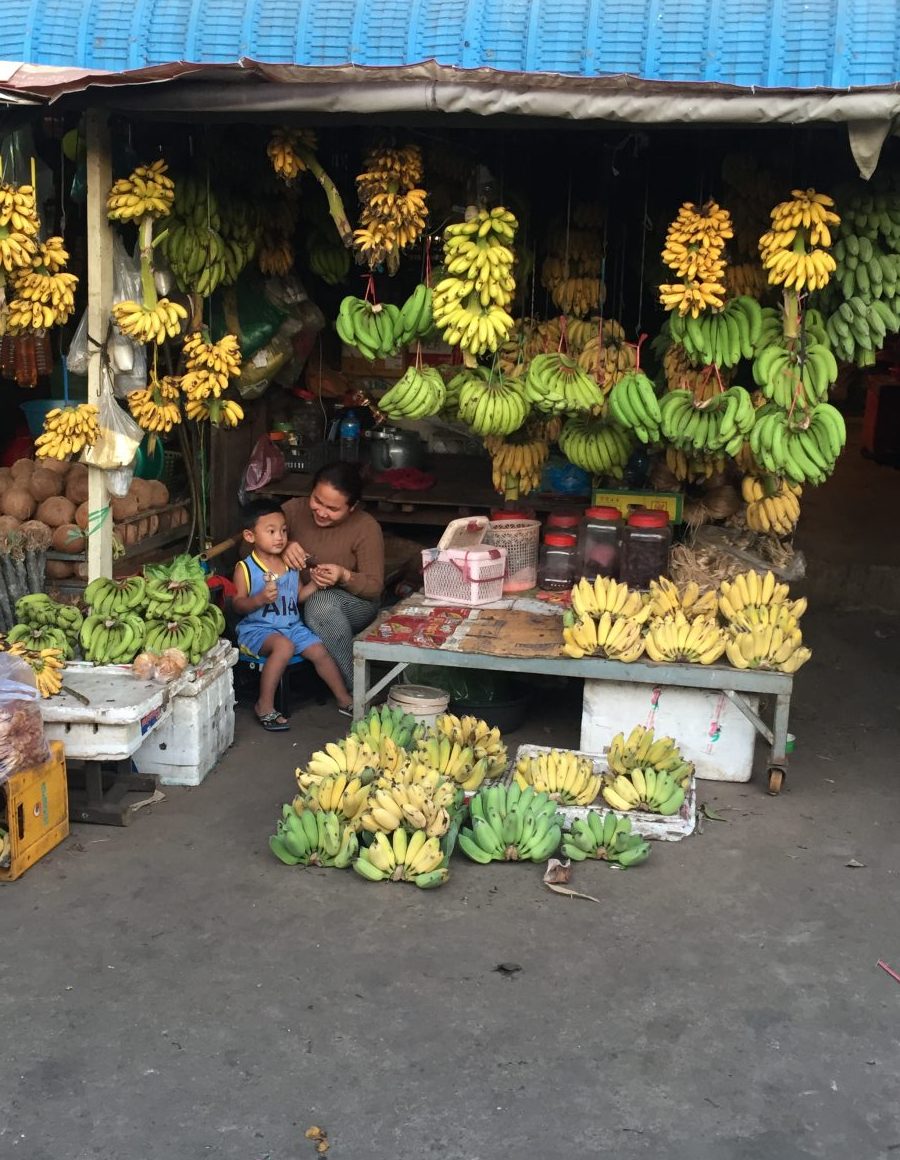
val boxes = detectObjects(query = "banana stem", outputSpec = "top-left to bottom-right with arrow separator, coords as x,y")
504,473 -> 520,501
295,147 -> 353,246
138,215 -> 158,311
782,289 -> 800,340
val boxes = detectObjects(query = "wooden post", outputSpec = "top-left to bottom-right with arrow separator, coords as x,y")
85,109 -> 114,582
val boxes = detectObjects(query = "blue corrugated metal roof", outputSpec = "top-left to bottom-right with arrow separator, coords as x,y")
2,0 -> 900,89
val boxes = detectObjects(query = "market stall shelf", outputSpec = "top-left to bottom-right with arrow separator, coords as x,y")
352,596 -> 793,794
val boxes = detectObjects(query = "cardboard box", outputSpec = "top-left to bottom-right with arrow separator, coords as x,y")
0,741 -> 69,882
340,344 -> 408,380
591,487 -> 684,523
407,338 -> 460,368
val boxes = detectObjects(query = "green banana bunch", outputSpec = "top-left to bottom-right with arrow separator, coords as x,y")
601,767 -> 685,816
457,369 -> 530,436
659,384 -> 755,456
335,295 -> 404,360
351,703 -> 419,752
270,807 -> 359,868
562,811 -> 651,867
457,782 -> 563,864
144,614 -> 208,663
353,827 -> 449,887
752,339 -> 838,407
7,622 -> 72,659
80,612 -> 147,664
15,594 -> 83,644
831,233 -> 900,305
749,402 -> 846,485
378,365 -> 446,420
144,577 -> 210,619
308,240 -> 350,285
669,295 -> 763,368
396,283 -> 434,346
524,352 -> 605,414
559,415 -> 633,479
606,724 -> 694,789
158,177 -> 229,298
84,577 -> 147,616
824,295 -> 900,367
608,369 -> 663,443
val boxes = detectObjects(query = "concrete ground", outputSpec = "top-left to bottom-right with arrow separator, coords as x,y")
2,608 -> 900,1160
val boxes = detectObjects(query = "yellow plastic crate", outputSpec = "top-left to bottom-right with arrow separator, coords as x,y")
0,741 -> 69,882
590,487 -> 684,523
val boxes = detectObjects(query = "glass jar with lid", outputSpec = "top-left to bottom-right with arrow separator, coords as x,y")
537,533 -> 578,592
578,505 -> 623,581
546,513 -> 581,534
620,510 -> 672,589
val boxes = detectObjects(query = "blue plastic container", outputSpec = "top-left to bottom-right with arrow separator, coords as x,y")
19,399 -> 60,436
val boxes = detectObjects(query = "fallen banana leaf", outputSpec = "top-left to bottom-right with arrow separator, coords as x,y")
542,858 -> 602,904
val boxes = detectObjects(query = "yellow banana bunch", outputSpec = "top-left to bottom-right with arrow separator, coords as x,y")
106,160 -> 175,222
570,576 -> 647,621
296,736 -> 377,789
561,612 -> 645,662
759,189 -> 840,291
645,577 -> 718,621
725,261 -> 768,299
483,434 -> 549,496
664,446 -> 728,483
127,376 -> 182,434
0,182 -> 41,274
112,299 -> 188,345
38,236 -> 69,273
7,643 -> 65,697
659,200 -> 732,317
205,398 -> 245,428
257,238 -> 294,276
295,773 -> 371,826
601,767 -> 685,816
267,127 -> 317,182
606,725 -> 694,789
724,623 -> 811,673
34,404 -> 100,460
355,828 -> 447,884
577,321 -> 636,390
514,748 -> 601,806
184,331 -> 242,378
431,712 -> 508,777
566,317 -> 600,354
354,142 -> 427,273
742,475 -> 802,537
358,781 -> 452,838
543,274 -> 605,318
643,612 -> 726,664
718,570 -> 806,626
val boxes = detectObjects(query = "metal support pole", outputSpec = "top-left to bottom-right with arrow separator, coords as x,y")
85,109 -> 114,583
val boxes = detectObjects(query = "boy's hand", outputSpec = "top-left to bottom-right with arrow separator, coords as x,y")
261,577 -> 278,603
283,541 -> 308,570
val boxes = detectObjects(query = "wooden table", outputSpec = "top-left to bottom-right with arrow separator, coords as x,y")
352,594 -> 795,794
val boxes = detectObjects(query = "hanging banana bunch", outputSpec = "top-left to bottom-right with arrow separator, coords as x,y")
354,142 -> 428,274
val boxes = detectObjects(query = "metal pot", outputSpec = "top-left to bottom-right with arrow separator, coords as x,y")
365,427 -> 426,471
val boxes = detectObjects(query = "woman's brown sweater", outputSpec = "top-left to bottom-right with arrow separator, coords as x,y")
282,497 -> 384,600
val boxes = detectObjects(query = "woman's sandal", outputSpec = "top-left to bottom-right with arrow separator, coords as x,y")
257,710 -> 289,732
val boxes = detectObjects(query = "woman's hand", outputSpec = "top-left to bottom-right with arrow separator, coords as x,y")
311,563 -> 349,589
282,541 -> 308,570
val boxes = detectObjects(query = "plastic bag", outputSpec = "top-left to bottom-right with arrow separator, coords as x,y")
239,435 -> 286,503
81,365 -> 145,470
0,653 -> 50,782
209,273 -> 287,359
237,319 -> 301,399
105,461 -> 136,498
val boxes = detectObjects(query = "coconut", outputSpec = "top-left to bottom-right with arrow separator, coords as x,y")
146,479 -> 170,508
65,471 -> 89,505
40,457 -> 70,476
110,494 -> 139,522
2,487 -> 36,521
0,516 -> 20,534
51,523 -> 85,554
45,560 -> 75,580
129,478 -> 153,511
29,467 -> 64,503
75,501 -> 90,531
10,458 -> 35,482
36,496 -> 77,528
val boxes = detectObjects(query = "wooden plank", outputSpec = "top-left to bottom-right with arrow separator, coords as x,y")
85,110 -> 114,583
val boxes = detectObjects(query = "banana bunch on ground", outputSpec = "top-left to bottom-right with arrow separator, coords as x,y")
296,736 -> 378,791
270,806 -> 359,868
742,476 -> 802,537
7,237 -> 79,332
825,293 -> 900,368
80,612 -> 146,664
664,446 -> 728,483
562,813 -> 651,867
296,774 -> 371,828
759,189 -> 840,291
725,261 -> 768,299
34,404 -> 100,460
668,295 -> 763,367
457,370 -> 530,436
378,365 -> 446,420
607,725 -> 694,788
483,434 -> 549,496
724,622 -> 811,673
602,767 -> 686,815
559,415 -> 633,479
358,778 -> 454,837
85,576 -> 147,614
561,613 -> 645,662
514,748 -> 601,806
458,783 -> 563,864
749,402 -> 845,485
659,385 -> 755,456
308,239 -> 350,285
267,127 -> 317,182
525,352 -> 605,413
354,828 -> 448,887
354,142 -> 428,273
430,712 -> 508,778
645,577 -> 718,621
412,735 -> 492,792
433,207 -> 517,356
8,622 -> 73,660
351,703 -> 419,751
107,160 -> 175,223
16,594 -> 82,648
0,181 -> 40,274
6,643 -> 65,697
158,177 -> 230,297
608,370 -> 663,443
112,298 -> 188,346
659,200 -> 732,316
643,612 -> 726,664
128,374 -> 183,434
145,610 -> 221,664
362,734 -> 407,781
718,570 -> 806,628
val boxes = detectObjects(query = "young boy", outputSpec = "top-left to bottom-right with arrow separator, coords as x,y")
232,500 -> 352,731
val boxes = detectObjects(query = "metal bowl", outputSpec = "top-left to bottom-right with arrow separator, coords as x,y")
365,427 -> 426,471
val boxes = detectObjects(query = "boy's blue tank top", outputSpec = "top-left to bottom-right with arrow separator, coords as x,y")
237,553 -> 299,632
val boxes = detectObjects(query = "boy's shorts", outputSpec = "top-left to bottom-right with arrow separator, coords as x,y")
237,621 -> 322,659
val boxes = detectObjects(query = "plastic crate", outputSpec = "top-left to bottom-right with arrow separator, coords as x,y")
421,515 -> 506,607
0,741 -> 69,882
484,519 -> 540,593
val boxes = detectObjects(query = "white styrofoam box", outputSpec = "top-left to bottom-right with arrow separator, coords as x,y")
132,648 -> 238,786
513,744 -> 695,841
41,673 -> 173,760
580,679 -> 759,783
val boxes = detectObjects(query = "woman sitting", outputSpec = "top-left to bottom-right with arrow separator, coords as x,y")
281,463 -> 384,692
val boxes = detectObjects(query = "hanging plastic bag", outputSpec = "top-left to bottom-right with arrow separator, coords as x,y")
105,460 -> 137,499
66,309 -> 91,376
81,364 -> 144,470
239,435 -> 286,505
0,653 -> 50,782
68,236 -> 147,391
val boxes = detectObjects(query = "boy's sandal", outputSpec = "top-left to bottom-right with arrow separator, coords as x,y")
257,710 -> 289,732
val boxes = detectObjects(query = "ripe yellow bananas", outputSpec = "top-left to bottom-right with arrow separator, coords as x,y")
514,748 -> 601,806
106,160 -> 175,223
112,299 -> 188,345
643,612 -> 726,664
34,404 -> 100,460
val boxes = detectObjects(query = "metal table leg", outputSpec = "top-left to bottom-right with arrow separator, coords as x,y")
767,692 -> 792,796
352,652 -> 370,721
